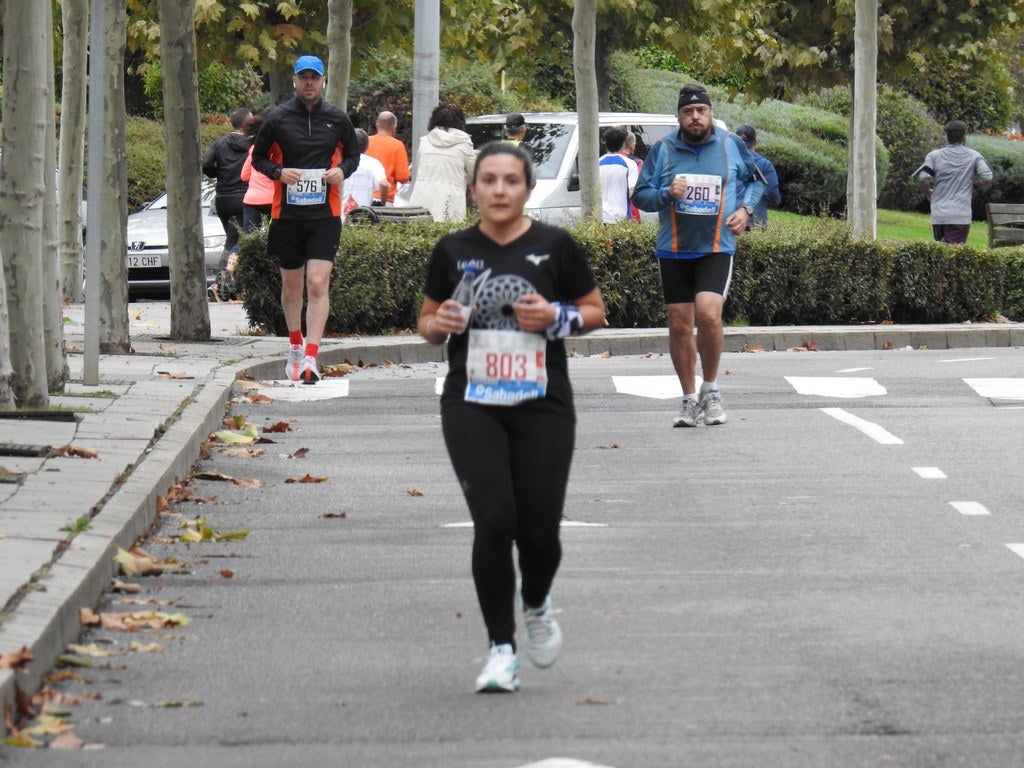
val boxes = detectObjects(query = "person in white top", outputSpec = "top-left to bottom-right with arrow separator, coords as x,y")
598,126 -> 639,223
341,128 -> 389,218
409,103 -> 476,222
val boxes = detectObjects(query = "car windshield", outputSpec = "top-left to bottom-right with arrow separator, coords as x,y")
466,122 -> 574,180
144,181 -> 217,210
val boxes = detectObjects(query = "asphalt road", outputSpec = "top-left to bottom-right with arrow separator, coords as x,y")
5,347 -> 1024,767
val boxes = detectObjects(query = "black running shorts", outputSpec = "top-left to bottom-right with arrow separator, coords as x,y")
657,252 -> 734,304
267,217 -> 342,270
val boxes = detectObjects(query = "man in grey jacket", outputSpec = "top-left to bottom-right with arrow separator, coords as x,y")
914,120 -> 993,244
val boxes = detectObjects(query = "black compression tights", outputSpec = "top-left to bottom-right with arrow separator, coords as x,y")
441,398 -> 575,648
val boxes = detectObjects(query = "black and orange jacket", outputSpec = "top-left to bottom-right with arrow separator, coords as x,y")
252,96 -> 360,220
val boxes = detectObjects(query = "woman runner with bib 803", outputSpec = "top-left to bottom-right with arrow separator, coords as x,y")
418,141 -> 606,693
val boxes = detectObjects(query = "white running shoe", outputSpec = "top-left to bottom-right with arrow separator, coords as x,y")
522,595 -> 562,668
672,397 -> 702,428
299,355 -> 320,385
475,643 -> 520,693
699,383 -> 727,425
284,344 -> 303,381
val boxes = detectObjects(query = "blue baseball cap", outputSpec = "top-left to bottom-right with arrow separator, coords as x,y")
294,55 -> 325,76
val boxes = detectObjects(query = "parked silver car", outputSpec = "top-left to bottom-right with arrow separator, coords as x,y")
126,180 -> 226,298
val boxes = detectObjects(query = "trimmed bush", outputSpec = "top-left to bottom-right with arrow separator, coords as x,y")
965,134 -> 1024,220
236,217 -> 1014,336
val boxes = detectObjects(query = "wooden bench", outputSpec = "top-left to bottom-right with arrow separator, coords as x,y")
986,203 -> 1024,248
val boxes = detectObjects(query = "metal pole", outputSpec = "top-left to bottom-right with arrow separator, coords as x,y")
83,0 -> 106,384
411,0 -> 440,175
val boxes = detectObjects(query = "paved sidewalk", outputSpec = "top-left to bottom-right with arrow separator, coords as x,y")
0,300 -> 1021,733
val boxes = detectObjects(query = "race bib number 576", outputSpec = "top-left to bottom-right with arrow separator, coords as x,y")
286,169 -> 328,205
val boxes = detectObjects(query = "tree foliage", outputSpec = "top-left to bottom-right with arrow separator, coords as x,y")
712,0 -> 1024,100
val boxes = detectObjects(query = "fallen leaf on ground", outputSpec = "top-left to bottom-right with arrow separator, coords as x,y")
216,445 -> 265,458
741,344 -> 766,353
95,611 -> 190,631
114,547 -> 186,577
285,474 -> 327,483
597,443 -> 620,449
191,471 -> 235,482
590,350 -> 611,358
110,579 -> 142,594
283,447 -> 309,459
156,371 -> 194,380
321,512 -> 347,519
0,647 -> 33,669
406,487 -> 424,497
263,421 -> 292,433
220,569 -> 234,578
66,644 -> 125,658
245,391 -> 273,404
48,445 -> 98,459
128,642 -> 164,653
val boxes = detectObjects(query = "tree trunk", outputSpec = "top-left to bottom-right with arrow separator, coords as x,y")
573,0 -> 601,222
43,0 -> 69,392
0,0 -> 50,407
59,0 -> 89,303
158,0 -> 211,341
326,0 -> 353,110
96,0 -> 130,354
849,0 -> 878,240
0,253 -> 14,410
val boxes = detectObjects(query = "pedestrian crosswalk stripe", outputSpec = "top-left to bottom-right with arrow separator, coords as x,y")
250,379 -> 350,401
950,501 -> 990,516
963,378 -> 1024,400
786,376 -> 886,398
1005,543 -> 1024,561
514,760 -> 620,768
913,466 -> 946,479
612,375 -> 695,399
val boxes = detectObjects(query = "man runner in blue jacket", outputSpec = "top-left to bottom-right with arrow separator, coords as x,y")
633,84 -> 764,427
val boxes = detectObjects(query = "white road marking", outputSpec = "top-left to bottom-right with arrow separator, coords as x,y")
963,378 -> 1024,400
787,376 -> 887,398
836,367 -> 874,373
821,408 -> 904,444
938,357 -> 995,364
913,466 -> 947,479
950,501 -> 990,516
436,377 -> 444,395
1005,543 -> 1024,561
250,379 -> 350,401
612,375 -> 692,400
444,521 -> 608,529
515,760 -> 620,768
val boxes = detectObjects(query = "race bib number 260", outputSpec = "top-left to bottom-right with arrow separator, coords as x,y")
675,173 -> 722,216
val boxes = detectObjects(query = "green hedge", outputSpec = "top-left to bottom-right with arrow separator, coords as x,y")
235,218 -> 1022,337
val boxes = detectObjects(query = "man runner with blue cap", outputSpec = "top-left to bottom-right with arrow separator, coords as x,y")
253,54 -> 360,383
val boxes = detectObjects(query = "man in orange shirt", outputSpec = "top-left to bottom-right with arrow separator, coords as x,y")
366,111 -> 411,203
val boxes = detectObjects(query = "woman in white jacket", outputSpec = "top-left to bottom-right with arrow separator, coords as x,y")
409,103 -> 477,222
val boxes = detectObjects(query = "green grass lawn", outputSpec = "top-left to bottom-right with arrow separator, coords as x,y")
771,209 -> 990,250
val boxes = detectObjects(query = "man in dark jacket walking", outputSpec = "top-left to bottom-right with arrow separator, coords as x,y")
203,106 -> 253,297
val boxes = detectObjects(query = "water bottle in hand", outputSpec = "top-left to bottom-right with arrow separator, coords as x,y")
451,263 -> 477,333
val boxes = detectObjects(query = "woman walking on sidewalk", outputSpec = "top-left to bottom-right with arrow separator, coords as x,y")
417,142 -> 606,692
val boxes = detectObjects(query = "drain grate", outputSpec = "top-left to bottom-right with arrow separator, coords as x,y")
0,411 -> 79,422
0,443 -> 53,457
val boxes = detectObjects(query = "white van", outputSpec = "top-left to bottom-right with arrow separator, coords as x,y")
463,111 -> 725,225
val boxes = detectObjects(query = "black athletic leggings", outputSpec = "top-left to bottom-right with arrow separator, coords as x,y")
214,196 -> 244,254
441,397 -> 575,648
